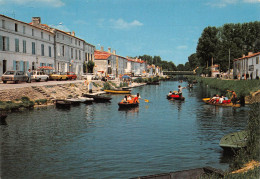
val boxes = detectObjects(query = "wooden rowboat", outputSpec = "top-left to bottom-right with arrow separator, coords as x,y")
219,130 -> 247,150
202,98 -> 241,107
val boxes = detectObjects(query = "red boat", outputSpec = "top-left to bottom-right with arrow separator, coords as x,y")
166,94 -> 185,101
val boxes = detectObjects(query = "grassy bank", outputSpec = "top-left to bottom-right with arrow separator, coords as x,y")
0,97 -> 35,112
188,76 -> 260,99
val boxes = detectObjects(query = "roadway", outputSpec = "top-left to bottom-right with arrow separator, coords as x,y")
0,80 -> 86,90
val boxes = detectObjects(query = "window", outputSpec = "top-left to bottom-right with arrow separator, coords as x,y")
62,46 -> 64,56
32,29 -> 34,36
23,40 -> 26,53
71,48 -> 73,58
49,35 -> 51,41
15,39 -> 19,52
79,41 -> 80,46
49,46 -> 51,57
256,57 -> 259,64
79,50 -> 81,60
0,36 -> 9,51
2,20 -> 5,29
32,42 -> 36,55
41,44 -> 44,56
15,23 -> 18,32
23,26 -> 26,34
75,39 -> 77,45
71,38 -> 72,43
75,49 -> 77,59
32,62 -> 35,70
41,32 -> 43,39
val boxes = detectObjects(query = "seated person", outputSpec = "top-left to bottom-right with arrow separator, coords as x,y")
219,95 -> 224,104
168,91 -> 172,96
121,95 -> 128,103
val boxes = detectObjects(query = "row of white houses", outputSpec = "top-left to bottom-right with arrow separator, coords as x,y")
0,15 -> 95,77
0,14 -> 162,79
233,52 -> 260,79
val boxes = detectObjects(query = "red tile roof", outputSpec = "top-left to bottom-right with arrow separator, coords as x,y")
94,50 -> 111,60
234,52 -> 260,61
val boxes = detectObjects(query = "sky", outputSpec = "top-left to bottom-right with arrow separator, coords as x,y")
0,0 -> 259,65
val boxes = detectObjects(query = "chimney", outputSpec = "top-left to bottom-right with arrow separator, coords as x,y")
101,46 -> 104,51
108,47 -> 111,53
248,52 -> 253,56
32,17 -> 41,26
72,31 -> 75,36
113,50 -> 116,55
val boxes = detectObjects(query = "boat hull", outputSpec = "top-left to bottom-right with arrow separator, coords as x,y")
166,95 -> 185,101
118,102 -> 139,108
219,130 -> 247,150
104,89 -> 131,94
83,94 -> 112,103
203,99 -> 241,107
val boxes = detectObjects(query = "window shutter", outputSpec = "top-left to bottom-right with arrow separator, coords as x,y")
27,61 -> 29,71
0,36 -> 3,51
6,37 -> 9,51
13,60 -> 16,70
20,61 -> 24,71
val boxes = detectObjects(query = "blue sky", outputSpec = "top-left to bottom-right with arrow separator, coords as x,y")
1,0 -> 259,65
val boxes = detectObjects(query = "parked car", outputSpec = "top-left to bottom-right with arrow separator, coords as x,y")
66,72 -> 77,80
1,70 -> 28,83
108,74 -> 115,80
49,72 -> 68,81
31,70 -> 49,82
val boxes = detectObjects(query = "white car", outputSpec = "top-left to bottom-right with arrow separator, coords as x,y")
31,71 -> 49,82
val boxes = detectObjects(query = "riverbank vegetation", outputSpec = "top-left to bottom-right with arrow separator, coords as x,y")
0,97 -> 35,112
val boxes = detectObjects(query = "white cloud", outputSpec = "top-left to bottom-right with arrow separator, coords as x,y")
49,23 -> 70,32
177,45 -> 188,50
109,18 -> 143,29
206,0 -> 259,7
0,0 -> 65,7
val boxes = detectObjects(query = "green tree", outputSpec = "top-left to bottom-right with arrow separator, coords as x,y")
86,60 -> 95,73
196,26 -> 219,67
188,53 -> 200,70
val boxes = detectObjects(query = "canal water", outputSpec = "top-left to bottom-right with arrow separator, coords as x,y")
0,81 -> 249,178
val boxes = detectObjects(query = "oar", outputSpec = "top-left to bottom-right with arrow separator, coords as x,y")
202,98 -> 210,101
140,98 -> 149,102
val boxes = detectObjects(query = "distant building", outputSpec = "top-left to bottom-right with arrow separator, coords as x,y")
233,52 -> 260,79
210,64 -> 220,78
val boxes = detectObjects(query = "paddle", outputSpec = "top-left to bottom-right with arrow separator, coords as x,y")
202,98 -> 210,101
140,98 -> 149,102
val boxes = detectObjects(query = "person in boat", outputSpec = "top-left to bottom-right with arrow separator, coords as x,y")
121,95 -> 128,103
133,93 -> 140,103
168,91 -> 172,96
227,90 -> 238,104
209,94 -> 217,103
178,85 -> 186,97
219,95 -> 224,104
127,95 -> 132,101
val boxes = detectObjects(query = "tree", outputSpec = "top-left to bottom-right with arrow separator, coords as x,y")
86,60 -> 95,73
177,64 -> 185,71
188,53 -> 200,70
196,26 -> 219,67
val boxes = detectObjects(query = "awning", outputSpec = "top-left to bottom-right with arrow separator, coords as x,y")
122,75 -> 131,79
38,66 -> 54,70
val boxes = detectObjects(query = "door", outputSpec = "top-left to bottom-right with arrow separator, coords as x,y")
3,60 -> 7,74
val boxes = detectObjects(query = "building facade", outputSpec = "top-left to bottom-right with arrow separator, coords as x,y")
233,52 -> 260,79
0,15 -> 54,76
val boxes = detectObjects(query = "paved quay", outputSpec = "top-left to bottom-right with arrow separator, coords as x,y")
0,80 -> 86,90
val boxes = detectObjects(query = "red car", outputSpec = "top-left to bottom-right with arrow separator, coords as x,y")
66,72 -> 77,80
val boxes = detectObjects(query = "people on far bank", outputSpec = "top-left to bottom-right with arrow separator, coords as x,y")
26,69 -> 32,83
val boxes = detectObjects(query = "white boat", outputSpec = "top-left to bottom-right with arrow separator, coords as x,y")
78,96 -> 94,104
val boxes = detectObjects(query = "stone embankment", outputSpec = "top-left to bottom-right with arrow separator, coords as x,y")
245,90 -> 260,104
0,81 -> 103,102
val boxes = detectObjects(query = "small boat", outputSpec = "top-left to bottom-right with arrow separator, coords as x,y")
104,89 -> 131,94
66,98 -> 82,105
146,81 -> 160,85
118,101 -> 139,109
55,99 -> 71,107
166,94 -> 185,101
77,96 -> 94,104
82,94 -> 112,103
202,98 -> 241,107
219,130 -> 247,151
